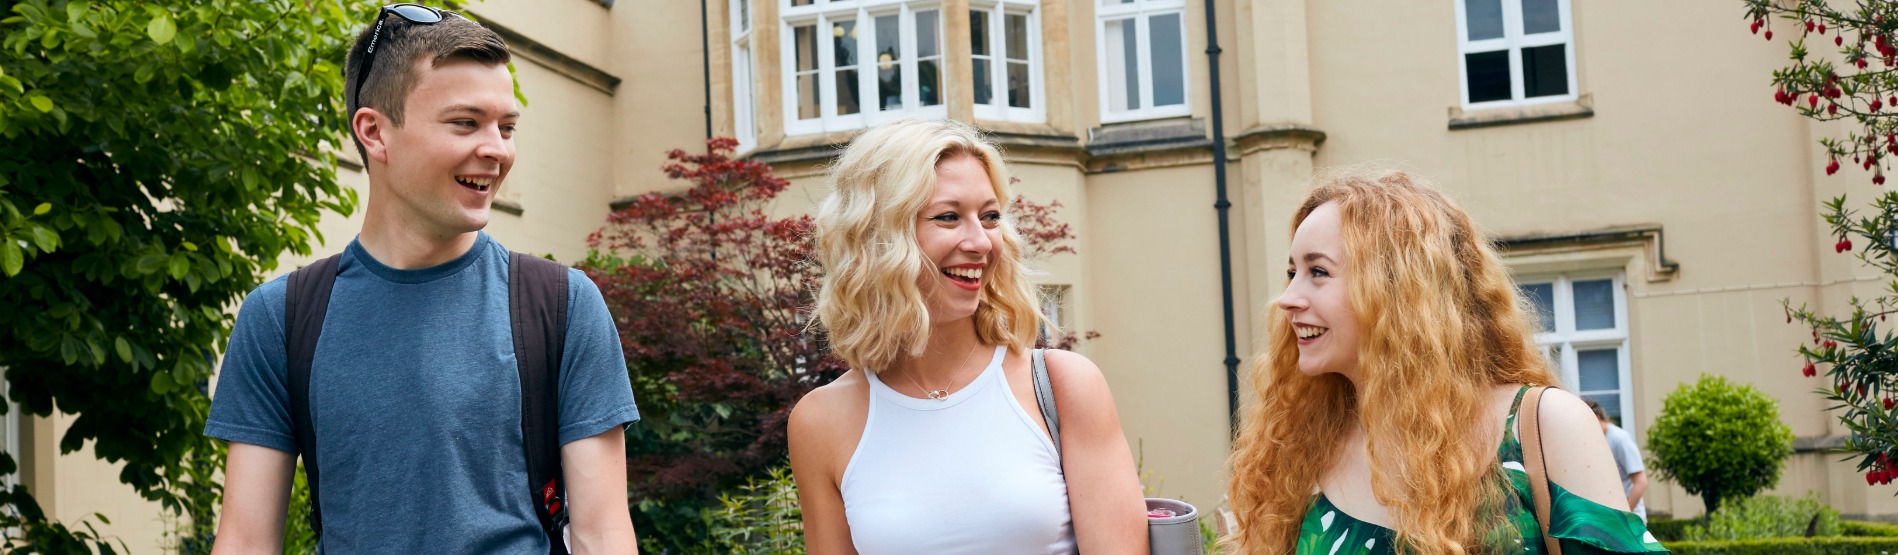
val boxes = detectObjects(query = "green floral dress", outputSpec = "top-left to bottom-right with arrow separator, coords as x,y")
1294,386 -> 1669,554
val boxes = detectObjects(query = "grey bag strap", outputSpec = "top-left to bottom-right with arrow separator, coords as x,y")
1030,348 -> 1062,461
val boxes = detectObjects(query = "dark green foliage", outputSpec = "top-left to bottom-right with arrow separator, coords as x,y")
1663,537 -> 1898,554
1683,493 -> 1840,541
0,0 -> 370,547
1648,518 -> 1694,542
1646,375 -> 1795,515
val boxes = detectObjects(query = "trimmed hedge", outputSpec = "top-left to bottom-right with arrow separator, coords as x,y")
1845,520 -> 1898,537
1663,537 -> 1898,554
1648,518 -> 1693,542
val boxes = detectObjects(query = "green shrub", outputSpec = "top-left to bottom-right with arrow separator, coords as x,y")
1663,536 -> 1898,554
709,466 -> 804,555
1844,520 -> 1898,537
1648,517 -> 1695,542
1647,374 -> 1795,514
1684,493 -> 1839,541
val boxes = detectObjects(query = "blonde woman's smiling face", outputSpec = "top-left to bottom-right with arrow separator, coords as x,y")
915,153 -> 1002,324
1277,201 -> 1361,380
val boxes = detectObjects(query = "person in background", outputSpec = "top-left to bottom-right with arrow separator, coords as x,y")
1587,398 -> 1651,523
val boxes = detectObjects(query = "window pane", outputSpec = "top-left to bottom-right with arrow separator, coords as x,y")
1464,50 -> 1510,103
1522,43 -> 1568,98
834,20 -> 860,116
1104,17 -> 1140,111
1006,13 -> 1029,62
791,0 -> 812,6
1572,278 -> 1614,330
1007,61 -> 1031,108
794,24 -> 818,120
919,59 -> 942,106
1465,0 -> 1503,41
917,10 -> 942,107
1521,0 -> 1560,34
795,24 -> 817,72
916,10 -> 940,58
737,0 -> 749,32
974,59 -> 993,105
797,73 -> 819,120
875,14 -> 902,110
971,10 -> 990,56
1521,282 -> 1554,333
1584,392 -> 1622,425
1150,12 -> 1185,107
833,20 -> 858,66
1578,348 -> 1619,392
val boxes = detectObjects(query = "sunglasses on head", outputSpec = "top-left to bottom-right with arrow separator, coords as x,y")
352,3 -> 465,114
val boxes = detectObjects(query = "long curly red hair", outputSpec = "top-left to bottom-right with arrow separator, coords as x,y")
1224,170 -> 1559,554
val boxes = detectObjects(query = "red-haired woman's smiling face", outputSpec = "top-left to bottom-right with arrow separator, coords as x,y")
1277,201 -> 1360,380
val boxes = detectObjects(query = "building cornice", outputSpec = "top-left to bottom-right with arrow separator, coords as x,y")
474,15 -> 622,96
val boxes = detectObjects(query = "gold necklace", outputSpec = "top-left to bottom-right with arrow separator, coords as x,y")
903,343 -> 983,401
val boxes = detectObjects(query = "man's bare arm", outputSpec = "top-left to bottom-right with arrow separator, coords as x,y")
563,426 -> 638,554
210,443 -> 297,555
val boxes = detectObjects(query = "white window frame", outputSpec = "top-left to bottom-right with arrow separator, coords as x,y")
1095,0 -> 1192,123
1037,284 -> 1070,342
1522,272 -> 1633,426
732,0 -> 758,151
1452,0 -> 1578,110
781,0 -> 949,136
971,0 -> 1044,123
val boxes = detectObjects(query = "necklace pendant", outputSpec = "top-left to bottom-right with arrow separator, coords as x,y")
927,389 -> 949,400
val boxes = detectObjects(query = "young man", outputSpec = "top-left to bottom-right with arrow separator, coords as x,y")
1587,398 -> 1650,522
205,6 -> 639,553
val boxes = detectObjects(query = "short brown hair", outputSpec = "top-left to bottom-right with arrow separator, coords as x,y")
343,11 -> 510,159
1583,397 -> 1610,422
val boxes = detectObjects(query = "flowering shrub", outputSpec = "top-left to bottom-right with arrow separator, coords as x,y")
1746,0 -> 1898,494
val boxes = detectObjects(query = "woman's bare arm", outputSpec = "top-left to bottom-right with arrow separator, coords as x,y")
1045,350 -> 1150,555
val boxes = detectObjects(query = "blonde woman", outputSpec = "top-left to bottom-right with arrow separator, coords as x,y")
1225,170 -> 1667,554
789,119 -> 1148,554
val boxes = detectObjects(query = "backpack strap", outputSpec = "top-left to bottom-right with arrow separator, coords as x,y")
509,252 -> 571,555
1030,348 -> 1061,462
284,253 -> 343,538
1520,385 -> 1562,555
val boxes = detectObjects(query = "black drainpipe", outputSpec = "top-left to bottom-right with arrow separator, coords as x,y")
699,0 -> 714,143
1202,0 -> 1239,431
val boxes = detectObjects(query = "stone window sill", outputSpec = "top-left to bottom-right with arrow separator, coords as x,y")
1448,94 -> 1593,130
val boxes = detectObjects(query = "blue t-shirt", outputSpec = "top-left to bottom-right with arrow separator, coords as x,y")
205,232 -> 639,553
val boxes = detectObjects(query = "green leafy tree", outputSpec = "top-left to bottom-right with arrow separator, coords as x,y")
1647,374 -> 1795,515
1744,0 -> 1898,493
0,0 -> 371,548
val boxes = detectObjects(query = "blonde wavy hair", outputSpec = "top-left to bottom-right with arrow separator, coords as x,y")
1224,169 -> 1560,554
811,118 -> 1045,372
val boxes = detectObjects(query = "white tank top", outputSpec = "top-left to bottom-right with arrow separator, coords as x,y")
841,346 -> 1077,555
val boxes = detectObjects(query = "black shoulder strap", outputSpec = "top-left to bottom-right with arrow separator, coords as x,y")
509,251 -> 571,554
284,253 -> 343,538
1030,348 -> 1061,463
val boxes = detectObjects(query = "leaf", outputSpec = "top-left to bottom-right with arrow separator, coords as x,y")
133,252 -> 167,275
114,337 -> 131,364
32,203 -> 49,215
26,226 -> 55,253
66,2 -> 90,23
168,253 -> 189,279
27,95 -> 52,113
0,75 -> 21,95
0,241 -> 19,276
146,12 -> 175,45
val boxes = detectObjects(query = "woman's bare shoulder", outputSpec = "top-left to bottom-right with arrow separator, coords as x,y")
789,370 -> 871,444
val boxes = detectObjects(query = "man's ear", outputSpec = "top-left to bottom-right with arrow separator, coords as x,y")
352,108 -> 392,164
